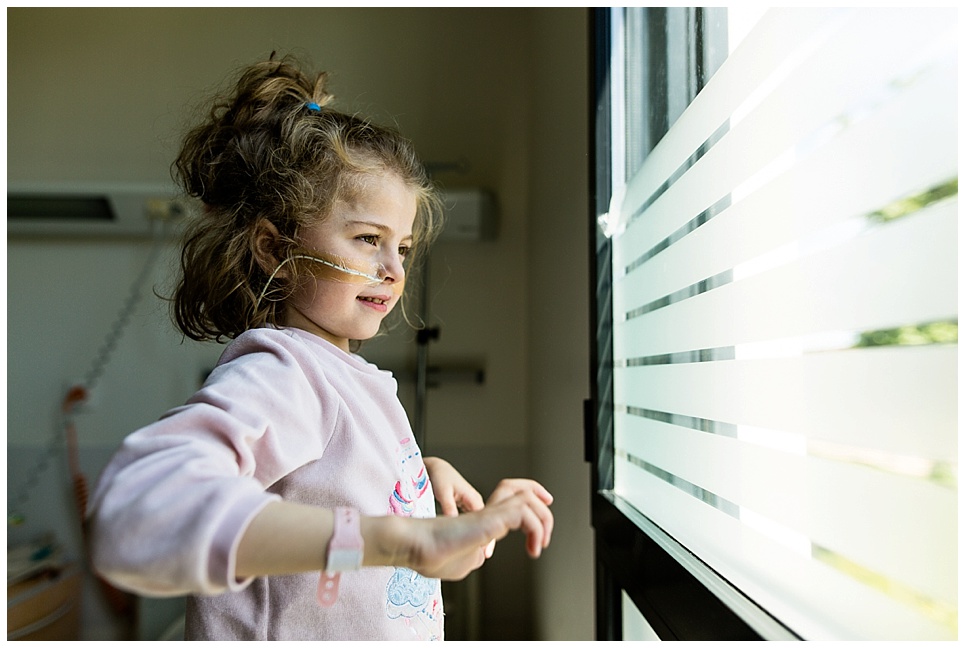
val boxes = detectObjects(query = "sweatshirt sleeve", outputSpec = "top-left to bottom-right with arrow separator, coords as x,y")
88,330 -> 338,597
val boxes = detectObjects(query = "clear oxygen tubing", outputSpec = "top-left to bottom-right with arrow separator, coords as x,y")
296,253 -> 383,283
256,250 -> 388,309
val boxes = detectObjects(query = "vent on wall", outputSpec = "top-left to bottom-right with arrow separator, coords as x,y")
437,189 -> 497,242
7,183 -> 195,239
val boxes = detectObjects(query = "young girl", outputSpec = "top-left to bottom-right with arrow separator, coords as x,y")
88,55 -> 553,641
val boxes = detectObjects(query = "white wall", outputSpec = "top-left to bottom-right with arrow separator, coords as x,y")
527,10 -> 594,640
6,7 -> 591,640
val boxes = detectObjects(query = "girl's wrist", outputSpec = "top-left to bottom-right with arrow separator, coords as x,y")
360,515 -> 414,570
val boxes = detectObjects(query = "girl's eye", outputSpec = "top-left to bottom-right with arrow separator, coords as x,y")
357,234 -> 409,260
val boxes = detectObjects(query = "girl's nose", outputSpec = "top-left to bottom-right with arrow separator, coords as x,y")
378,252 -> 406,286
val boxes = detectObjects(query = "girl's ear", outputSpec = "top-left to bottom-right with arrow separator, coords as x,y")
253,218 -> 285,275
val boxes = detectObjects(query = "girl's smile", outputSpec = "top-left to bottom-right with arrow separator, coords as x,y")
283,171 -> 417,351
357,293 -> 392,312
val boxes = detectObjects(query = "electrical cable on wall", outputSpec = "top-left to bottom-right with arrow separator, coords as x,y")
8,228 -> 167,525
7,201 -> 190,635
8,218 -> 171,618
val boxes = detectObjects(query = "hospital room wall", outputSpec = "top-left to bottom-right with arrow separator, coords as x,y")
6,7 -> 592,640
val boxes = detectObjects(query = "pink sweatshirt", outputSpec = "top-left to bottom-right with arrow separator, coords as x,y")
88,326 -> 443,640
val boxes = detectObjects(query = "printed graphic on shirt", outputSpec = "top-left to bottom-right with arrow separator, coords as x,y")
388,437 -> 431,516
385,568 -> 443,640
385,437 -> 443,640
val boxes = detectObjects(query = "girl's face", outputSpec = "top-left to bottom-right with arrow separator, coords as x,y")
282,172 -> 416,351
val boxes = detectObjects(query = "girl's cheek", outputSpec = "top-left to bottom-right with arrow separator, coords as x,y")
298,250 -> 384,286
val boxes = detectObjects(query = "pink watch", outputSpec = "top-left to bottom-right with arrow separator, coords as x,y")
317,507 -> 364,607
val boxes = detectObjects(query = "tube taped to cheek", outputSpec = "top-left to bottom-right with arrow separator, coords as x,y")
294,250 -> 405,296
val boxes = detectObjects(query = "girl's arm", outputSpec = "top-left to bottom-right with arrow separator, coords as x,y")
235,479 -> 555,581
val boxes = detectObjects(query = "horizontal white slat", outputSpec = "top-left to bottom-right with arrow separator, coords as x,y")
614,7 -> 956,258
613,58 -> 957,310
616,7 -> 844,235
615,343 -> 956,458
616,416 -> 957,600
615,202 -> 957,358
613,467 -> 955,640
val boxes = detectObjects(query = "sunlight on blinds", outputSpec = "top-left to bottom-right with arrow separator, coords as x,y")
609,7 -> 957,640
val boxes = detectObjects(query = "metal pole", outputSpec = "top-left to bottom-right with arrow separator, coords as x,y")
413,253 -> 438,451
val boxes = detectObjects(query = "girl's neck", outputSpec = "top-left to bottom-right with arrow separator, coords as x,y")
281,305 -> 351,353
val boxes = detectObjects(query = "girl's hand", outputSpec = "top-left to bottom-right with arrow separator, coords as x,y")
484,479 -> 555,558
398,481 -> 555,580
423,456 -> 484,517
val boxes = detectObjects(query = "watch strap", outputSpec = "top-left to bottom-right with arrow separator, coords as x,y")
317,507 -> 364,607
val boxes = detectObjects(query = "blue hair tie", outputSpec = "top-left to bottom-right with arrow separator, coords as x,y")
305,102 -> 321,112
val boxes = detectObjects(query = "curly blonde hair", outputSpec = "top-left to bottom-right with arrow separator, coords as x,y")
171,54 -> 442,342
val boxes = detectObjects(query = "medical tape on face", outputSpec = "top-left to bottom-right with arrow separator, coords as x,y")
258,249 -> 406,309
292,251 -> 384,286
294,250 -> 407,297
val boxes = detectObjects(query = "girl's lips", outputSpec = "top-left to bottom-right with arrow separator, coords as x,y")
357,294 -> 391,312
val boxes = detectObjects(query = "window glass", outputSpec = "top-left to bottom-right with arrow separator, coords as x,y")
605,7 -> 958,640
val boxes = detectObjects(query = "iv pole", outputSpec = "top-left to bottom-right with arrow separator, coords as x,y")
413,251 -> 439,452
412,159 -> 470,452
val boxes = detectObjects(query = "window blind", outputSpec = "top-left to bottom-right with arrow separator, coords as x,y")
606,7 -> 957,640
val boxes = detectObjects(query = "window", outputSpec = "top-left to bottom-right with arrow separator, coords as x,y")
590,7 -> 957,640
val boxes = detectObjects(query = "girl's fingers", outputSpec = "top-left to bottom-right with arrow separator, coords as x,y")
439,494 -> 459,517
415,484 -> 554,580
487,490 -> 553,558
524,500 -> 555,556
487,479 -> 554,507
495,486 -> 554,541
459,488 -> 485,512
517,506 -> 543,557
